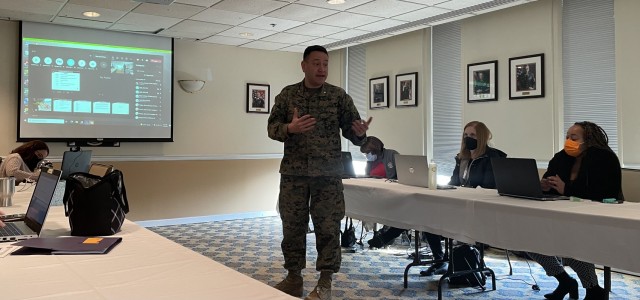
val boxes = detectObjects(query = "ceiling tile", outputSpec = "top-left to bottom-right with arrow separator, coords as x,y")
218,26 -> 277,40
348,0 -> 426,18
285,23 -> 346,37
325,29 -> 370,40
300,37 -> 340,46
191,8 -> 257,26
428,12 -> 475,24
266,4 -> 338,23
0,0 -> 64,15
400,0 -> 450,5
111,13 -> 182,33
52,16 -> 112,29
313,12 -> 382,28
0,9 -> 53,23
357,18 -> 407,32
58,4 -> 127,22
211,0 -> 288,15
295,0 -> 375,11
68,0 -> 139,11
174,0 -> 222,7
132,3 -> 206,19
241,40 -> 289,51
279,45 -> 307,53
200,35 -> 251,46
392,6 -> 451,22
240,16 -> 304,32
261,32 -> 316,44
435,0 -> 493,10
161,20 -> 230,39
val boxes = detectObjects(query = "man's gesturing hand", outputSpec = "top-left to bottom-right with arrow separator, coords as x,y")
287,108 -> 316,134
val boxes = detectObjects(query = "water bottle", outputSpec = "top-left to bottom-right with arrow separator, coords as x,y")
428,160 -> 437,190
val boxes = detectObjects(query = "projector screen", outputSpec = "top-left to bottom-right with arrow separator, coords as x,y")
18,22 -> 173,143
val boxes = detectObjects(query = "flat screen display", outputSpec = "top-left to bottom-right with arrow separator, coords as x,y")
19,22 -> 173,142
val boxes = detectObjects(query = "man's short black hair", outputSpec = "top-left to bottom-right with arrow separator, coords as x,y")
303,45 -> 328,60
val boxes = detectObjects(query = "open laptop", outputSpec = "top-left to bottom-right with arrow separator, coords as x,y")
60,150 -> 92,180
341,152 -> 373,179
0,168 -> 62,242
395,154 -> 430,188
491,157 -> 569,201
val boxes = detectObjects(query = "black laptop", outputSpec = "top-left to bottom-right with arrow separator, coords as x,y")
491,157 -> 568,201
60,150 -> 92,180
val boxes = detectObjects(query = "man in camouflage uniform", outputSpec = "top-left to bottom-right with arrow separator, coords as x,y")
267,45 -> 371,300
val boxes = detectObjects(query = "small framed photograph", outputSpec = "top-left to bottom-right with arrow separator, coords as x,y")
246,83 -> 270,113
395,72 -> 418,107
369,76 -> 389,109
509,53 -> 544,99
467,60 -> 497,102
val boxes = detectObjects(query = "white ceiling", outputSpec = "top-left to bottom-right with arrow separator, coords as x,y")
0,0 -> 535,52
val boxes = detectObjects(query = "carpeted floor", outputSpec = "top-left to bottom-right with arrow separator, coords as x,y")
148,217 -> 638,300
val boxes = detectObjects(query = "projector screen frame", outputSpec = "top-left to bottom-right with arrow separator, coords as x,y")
17,21 -> 175,144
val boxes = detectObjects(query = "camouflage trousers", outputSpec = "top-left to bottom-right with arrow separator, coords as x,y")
278,175 -> 345,273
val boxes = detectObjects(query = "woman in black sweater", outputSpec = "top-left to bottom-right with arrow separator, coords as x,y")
528,121 -> 622,300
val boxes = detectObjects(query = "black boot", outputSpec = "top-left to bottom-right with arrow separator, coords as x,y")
544,272 -> 579,300
367,227 -> 403,248
583,285 -> 606,300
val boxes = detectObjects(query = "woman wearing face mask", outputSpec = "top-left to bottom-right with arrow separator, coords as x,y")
361,136 -> 398,179
420,121 -> 507,276
0,140 -> 50,184
527,121 -> 621,300
359,136 -> 404,248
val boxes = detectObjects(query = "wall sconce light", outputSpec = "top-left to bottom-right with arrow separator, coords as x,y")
178,80 -> 206,93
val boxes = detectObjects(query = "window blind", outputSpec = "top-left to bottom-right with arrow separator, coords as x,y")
432,21 -> 463,179
562,0 -> 617,153
345,45 -> 368,162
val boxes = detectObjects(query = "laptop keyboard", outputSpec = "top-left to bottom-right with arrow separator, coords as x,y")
0,223 -> 22,237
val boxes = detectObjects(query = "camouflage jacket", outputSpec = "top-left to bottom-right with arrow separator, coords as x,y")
268,80 -> 367,177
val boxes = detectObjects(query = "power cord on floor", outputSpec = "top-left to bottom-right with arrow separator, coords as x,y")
493,253 -> 540,291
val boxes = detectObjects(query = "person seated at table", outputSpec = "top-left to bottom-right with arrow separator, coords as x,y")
358,136 -> 404,248
527,121 -> 621,300
0,140 -> 50,184
421,120 -> 506,276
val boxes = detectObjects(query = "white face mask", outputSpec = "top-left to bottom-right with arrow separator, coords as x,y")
366,153 -> 378,161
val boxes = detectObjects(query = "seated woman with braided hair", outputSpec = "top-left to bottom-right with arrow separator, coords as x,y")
527,121 -> 622,300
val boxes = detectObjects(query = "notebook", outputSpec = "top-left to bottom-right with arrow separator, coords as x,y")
0,168 -> 62,242
491,157 -> 569,201
60,150 -> 92,180
395,154 -> 430,188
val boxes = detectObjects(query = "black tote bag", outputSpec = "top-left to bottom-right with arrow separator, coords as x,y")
63,170 -> 129,236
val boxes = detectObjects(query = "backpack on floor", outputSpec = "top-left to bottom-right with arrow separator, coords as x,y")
340,217 -> 356,247
448,244 -> 486,288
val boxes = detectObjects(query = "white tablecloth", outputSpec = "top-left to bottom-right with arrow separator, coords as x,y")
343,178 -> 640,273
1,184 -> 296,300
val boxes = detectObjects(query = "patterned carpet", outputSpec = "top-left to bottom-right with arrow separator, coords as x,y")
148,216 -> 638,300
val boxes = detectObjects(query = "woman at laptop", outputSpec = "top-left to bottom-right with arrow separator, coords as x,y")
0,140 -> 49,184
528,121 -> 621,300
359,136 -> 405,248
420,121 -> 507,276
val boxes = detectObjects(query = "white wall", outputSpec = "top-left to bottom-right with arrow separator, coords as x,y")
615,0 -> 640,167
364,29 -> 431,156
460,0 -> 559,161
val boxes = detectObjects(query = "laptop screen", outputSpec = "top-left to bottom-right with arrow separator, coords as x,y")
61,150 -> 92,180
24,168 -> 62,234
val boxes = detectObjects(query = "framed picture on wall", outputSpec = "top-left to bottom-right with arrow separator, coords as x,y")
369,76 -> 389,109
396,72 -> 418,107
509,53 -> 544,99
246,83 -> 270,113
467,60 -> 497,102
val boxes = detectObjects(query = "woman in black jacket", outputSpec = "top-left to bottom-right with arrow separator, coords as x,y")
528,121 -> 621,300
420,121 -> 507,276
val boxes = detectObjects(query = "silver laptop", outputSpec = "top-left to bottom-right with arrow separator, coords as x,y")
60,150 -> 92,180
395,154 -> 430,188
0,168 -> 62,242
491,157 -> 568,201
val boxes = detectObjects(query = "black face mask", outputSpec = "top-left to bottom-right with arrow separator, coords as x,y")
464,136 -> 478,151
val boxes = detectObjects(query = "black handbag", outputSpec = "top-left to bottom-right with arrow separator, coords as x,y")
63,170 -> 129,236
340,217 -> 357,248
